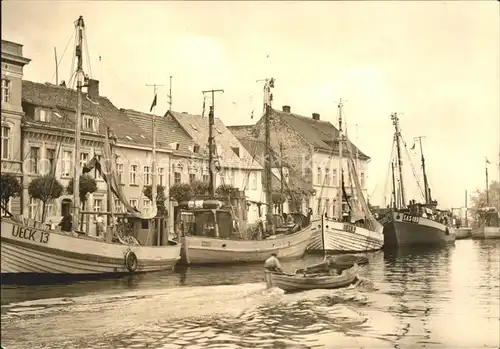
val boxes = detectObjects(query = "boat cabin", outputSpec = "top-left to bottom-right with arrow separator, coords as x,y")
476,207 -> 499,227
177,200 -> 240,239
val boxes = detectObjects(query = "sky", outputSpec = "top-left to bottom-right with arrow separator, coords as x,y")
2,1 -> 499,209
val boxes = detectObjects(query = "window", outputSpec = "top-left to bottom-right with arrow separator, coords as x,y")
360,173 -> 365,187
325,199 -> 330,215
332,169 -> 337,187
93,199 -> 103,212
251,172 -> 257,190
117,163 -> 124,184
39,109 -> 50,122
193,145 -> 200,153
1,79 -> 11,103
143,199 -> 151,211
1,125 -> 11,159
62,150 -> 72,177
158,167 -> 164,186
202,174 -> 209,183
144,166 -> 151,185
244,174 -> 249,190
114,199 -> 124,213
174,172 -> 181,184
317,199 -> 322,215
46,199 -> 56,217
130,199 -> 138,209
130,165 -> 138,185
29,198 -> 38,219
80,153 -> 89,174
189,173 -> 196,184
230,169 -> 236,186
83,115 -> 99,132
317,167 -> 322,185
45,148 -> 56,174
325,168 -> 330,186
1,198 -> 11,217
29,146 -> 40,174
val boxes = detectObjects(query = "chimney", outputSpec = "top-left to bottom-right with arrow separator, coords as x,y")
312,113 -> 320,120
87,79 -> 99,98
282,105 -> 291,113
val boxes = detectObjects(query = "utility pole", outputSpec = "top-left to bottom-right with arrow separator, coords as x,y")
485,157 -> 490,207
202,88 -> 224,199
257,78 -> 275,235
167,76 -> 173,111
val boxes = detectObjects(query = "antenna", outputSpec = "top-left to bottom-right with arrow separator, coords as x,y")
54,47 -> 58,85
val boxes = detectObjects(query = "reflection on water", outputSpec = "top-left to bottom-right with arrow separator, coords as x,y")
1,240 -> 499,349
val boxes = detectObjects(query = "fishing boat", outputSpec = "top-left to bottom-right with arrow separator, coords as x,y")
381,113 -> 456,248
0,16 -> 180,280
178,80 -> 315,264
471,159 -> 500,239
268,263 -> 359,293
471,207 -> 500,239
307,99 -> 384,253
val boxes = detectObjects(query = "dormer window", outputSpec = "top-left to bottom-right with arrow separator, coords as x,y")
215,127 -> 222,134
38,109 -> 50,122
82,114 -> 99,132
190,124 -> 198,131
231,146 -> 240,157
193,144 -> 200,153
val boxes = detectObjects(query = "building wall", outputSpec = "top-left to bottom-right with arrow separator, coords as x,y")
21,124 -> 171,235
1,40 -> 30,215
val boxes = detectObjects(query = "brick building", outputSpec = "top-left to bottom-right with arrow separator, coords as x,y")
228,105 -> 370,217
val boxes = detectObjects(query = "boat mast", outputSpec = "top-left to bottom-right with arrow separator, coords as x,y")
337,99 -> 344,220
72,16 -> 85,229
464,189 -> 468,227
263,78 -> 274,234
485,158 -> 490,207
391,113 -> 406,209
414,136 -> 430,204
202,89 -> 224,199
279,142 -> 284,214
391,161 -> 397,209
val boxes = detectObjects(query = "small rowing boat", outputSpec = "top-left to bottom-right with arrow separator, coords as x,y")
267,263 -> 359,293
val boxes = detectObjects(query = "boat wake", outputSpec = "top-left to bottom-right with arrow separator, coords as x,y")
0,282 -> 388,349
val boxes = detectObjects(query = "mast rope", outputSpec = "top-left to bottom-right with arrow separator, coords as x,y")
50,27 -> 76,85
399,132 -> 426,200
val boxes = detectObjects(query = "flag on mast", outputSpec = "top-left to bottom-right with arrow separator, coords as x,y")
150,94 -> 157,112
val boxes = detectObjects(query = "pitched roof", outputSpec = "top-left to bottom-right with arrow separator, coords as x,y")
21,80 -> 152,147
122,109 -> 196,158
166,111 -> 262,170
272,109 -> 370,160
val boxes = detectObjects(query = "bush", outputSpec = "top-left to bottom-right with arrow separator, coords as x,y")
169,183 -> 193,203
191,180 -> 209,196
0,173 -> 22,209
28,174 -> 64,221
216,184 -> 237,198
143,185 -> 168,217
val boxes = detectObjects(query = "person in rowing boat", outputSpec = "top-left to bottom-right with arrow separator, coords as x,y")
264,253 -> 285,288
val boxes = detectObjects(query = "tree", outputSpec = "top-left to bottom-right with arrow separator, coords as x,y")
143,185 -> 168,217
470,180 -> 500,213
169,183 -> 193,203
0,173 -> 22,213
28,174 -> 64,221
216,184 -> 237,198
191,180 -> 209,197
66,174 -> 98,229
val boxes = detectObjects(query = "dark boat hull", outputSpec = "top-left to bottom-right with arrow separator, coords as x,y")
382,211 -> 456,248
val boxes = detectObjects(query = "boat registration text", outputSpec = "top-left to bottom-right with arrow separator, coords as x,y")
12,225 -> 50,244
401,214 -> 420,224
343,224 -> 356,233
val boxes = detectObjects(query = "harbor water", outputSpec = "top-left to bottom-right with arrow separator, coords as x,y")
1,239 -> 499,349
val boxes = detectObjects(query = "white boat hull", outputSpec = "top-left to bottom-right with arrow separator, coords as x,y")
471,226 -> 500,239
268,265 -> 359,293
1,219 -> 181,277
181,224 -> 316,264
307,218 -> 384,253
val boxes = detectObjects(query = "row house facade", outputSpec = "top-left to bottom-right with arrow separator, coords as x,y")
18,77 -> 172,235
124,109 -> 264,224
1,40 -> 31,215
229,105 -> 370,218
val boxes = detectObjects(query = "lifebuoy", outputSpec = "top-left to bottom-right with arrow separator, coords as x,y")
124,251 -> 138,272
